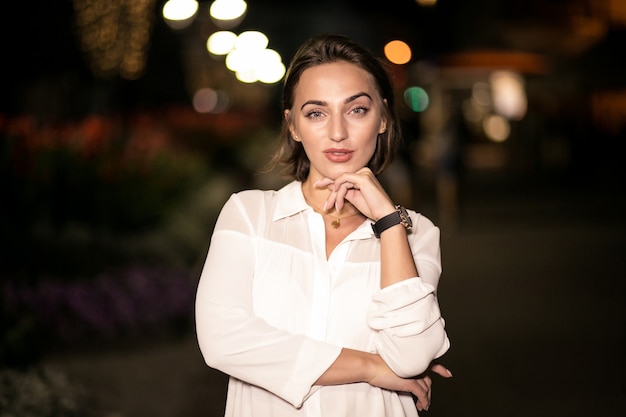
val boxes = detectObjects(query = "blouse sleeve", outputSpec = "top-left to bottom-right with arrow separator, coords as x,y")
366,213 -> 450,378
195,193 -> 341,408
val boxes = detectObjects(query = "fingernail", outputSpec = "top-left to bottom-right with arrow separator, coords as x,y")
447,369 -> 453,377
322,201 -> 328,211
313,180 -> 321,187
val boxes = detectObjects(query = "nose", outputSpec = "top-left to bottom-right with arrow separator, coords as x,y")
328,115 -> 348,142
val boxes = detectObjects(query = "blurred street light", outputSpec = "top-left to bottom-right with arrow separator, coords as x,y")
162,0 -> 198,29
210,0 -> 247,28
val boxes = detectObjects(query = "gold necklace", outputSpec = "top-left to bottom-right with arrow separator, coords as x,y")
303,195 -> 363,228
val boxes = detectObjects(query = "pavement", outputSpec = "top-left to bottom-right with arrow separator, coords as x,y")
44,173 -> 626,417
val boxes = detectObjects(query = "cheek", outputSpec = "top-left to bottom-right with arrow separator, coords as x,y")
365,138 -> 378,161
350,129 -> 378,164
360,122 -> 382,149
297,137 -> 322,162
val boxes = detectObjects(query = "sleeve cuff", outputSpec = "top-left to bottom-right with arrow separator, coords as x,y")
366,277 -> 441,337
282,340 -> 342,408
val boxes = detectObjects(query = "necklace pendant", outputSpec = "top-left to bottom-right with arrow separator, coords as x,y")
331,218 -> 340,228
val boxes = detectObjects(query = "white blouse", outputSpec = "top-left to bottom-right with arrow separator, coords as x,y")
195,181 -> 450,417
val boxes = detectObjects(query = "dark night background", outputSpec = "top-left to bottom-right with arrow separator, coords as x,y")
1,1 -> 624,416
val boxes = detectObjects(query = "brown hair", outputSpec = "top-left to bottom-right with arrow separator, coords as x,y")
269,34 -> 401,181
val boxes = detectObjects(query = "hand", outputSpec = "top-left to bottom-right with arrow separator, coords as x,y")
367,359 -> 432,411
428,362 -> 453,380
367,358 -> 452,412
412,362 -> 453,411
314,168 -> 396,221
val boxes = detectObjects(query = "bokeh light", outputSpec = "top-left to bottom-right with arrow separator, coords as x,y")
193,88 -> 218,112
472,82 -> 491,107
162,0 -> 198,29
210,0 -> 247,28
490,70 -> 527,121
462,97 -> 484,124
192,88 -> 230,113
222,31 -> 285,84
256,49 -> 286,84
235,31 -> 269,51
404,86 -> 429,112
483,114 -> 510,142
235,69 -> 258,84
384,40 -> 412,65
225,48 -> 248,72
207,31 -> 237,55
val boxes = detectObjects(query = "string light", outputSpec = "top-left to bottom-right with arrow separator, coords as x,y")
73,0 -> 155,80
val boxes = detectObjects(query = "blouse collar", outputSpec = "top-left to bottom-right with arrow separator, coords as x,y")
272,181 -> 310,221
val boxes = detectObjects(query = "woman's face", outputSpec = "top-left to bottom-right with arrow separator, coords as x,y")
285,61 -> 387,182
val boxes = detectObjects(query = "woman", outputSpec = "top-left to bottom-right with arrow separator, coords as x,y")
196,34 -> 451,417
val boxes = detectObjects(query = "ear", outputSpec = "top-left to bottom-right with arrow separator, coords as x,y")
378,118 -> 387,135
285,110 -> 300,141
379,99 -> 388,134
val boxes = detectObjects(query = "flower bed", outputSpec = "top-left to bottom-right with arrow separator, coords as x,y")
2,264 -> 197,355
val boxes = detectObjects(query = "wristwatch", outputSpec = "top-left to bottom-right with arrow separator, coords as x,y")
371,205 -> 412,238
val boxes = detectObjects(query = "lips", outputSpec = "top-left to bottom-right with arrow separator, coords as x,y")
323,148 -> 353,163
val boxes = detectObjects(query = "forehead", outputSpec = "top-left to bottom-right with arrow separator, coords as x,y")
294,61 -> 378,101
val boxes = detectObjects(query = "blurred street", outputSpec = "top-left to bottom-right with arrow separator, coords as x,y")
44,173 -> 626,417
3,2 -> 625,416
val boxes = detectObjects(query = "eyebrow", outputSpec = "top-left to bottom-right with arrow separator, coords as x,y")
300,92 -> 373,110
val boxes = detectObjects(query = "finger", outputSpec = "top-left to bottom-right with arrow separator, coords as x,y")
430,362 -> 453,379
324,190 -> 337,212
314,178 -> 335,190
423,375 -> 433,405
334,181 -> 355,211
313,178 -> 338,211
422,375 -> 432,390
356,166 -> 374,176
411,379 -> 430,411
417,377 -> 431,405
417,376 -> 434,410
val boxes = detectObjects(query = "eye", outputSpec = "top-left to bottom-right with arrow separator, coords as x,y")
305,110 -> 324,119
350,106 -> 369,116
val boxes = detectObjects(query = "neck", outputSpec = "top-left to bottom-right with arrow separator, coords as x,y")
301,179 -> 326,208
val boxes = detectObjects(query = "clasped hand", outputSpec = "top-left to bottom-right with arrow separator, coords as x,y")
314,168 -> 396,221
368,361 -> 452,412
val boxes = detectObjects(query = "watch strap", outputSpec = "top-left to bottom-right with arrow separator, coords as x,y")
371,209 -> 403,238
